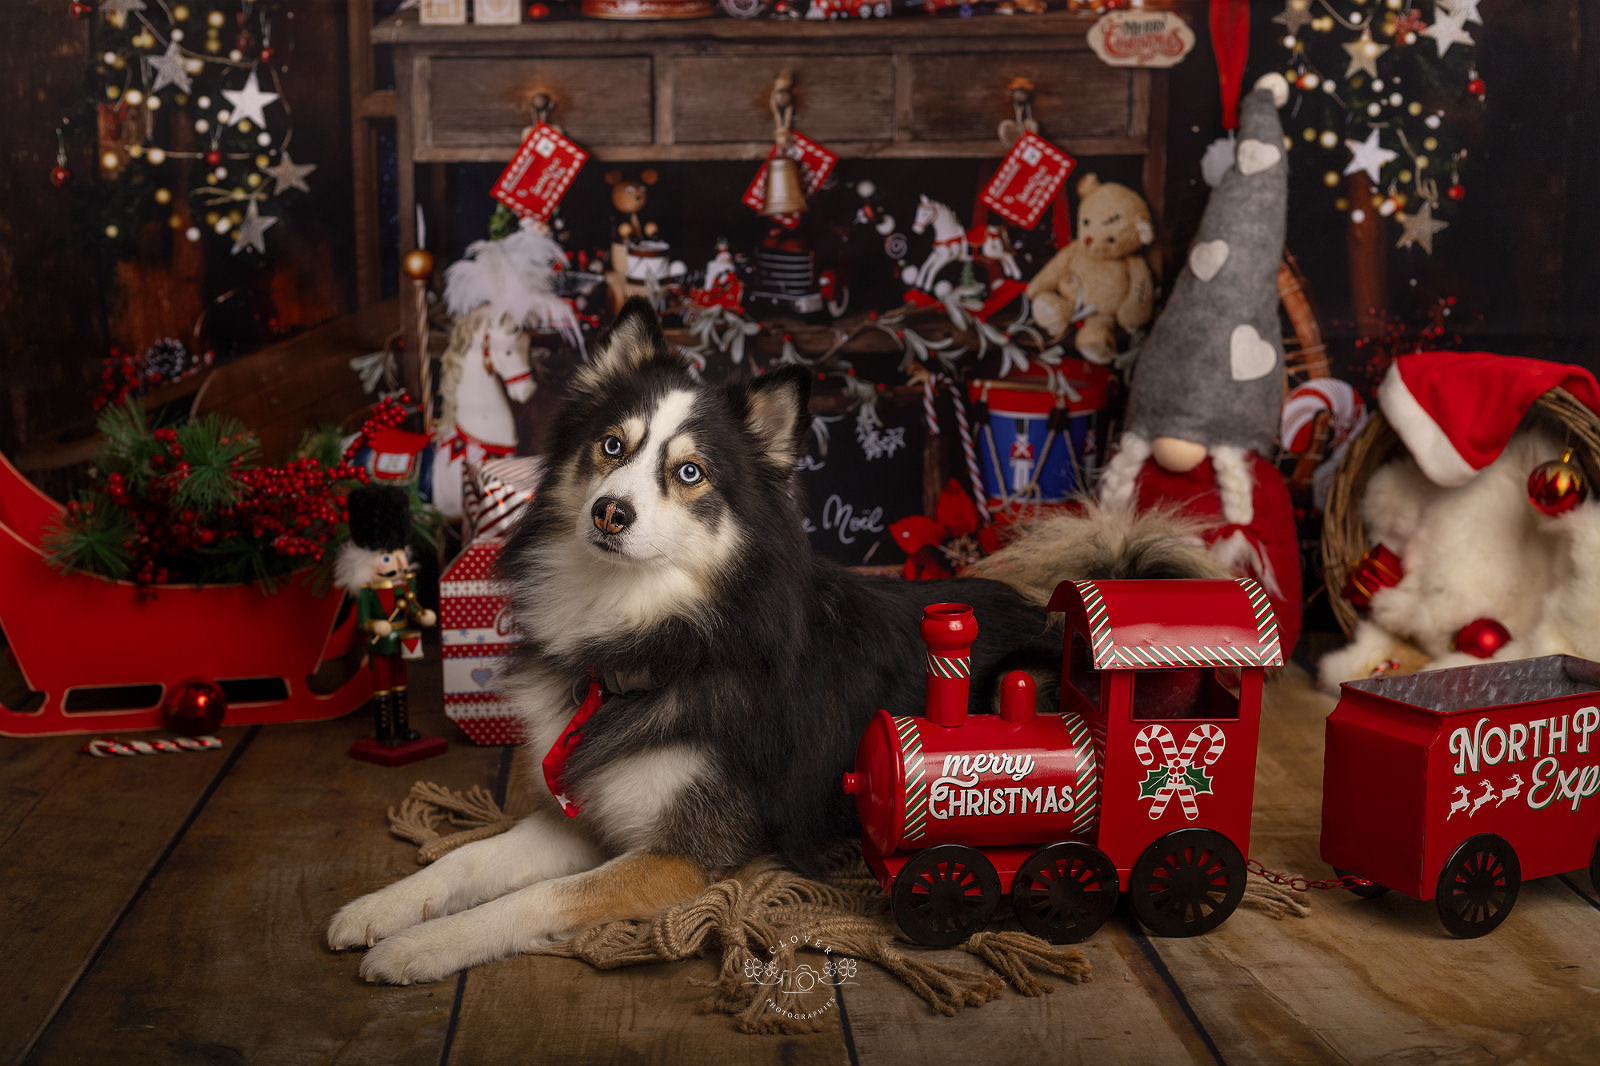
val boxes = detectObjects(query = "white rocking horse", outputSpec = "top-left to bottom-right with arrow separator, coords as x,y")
907,195 -> 970,292
429,307 -> 536,519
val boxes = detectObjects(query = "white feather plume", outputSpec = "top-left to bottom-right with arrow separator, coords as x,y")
443,220 -> 582,348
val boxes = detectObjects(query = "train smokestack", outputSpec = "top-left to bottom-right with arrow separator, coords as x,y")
921,603 -> 976,727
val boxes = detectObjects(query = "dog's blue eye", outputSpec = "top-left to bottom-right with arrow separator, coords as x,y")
602,435 -> 623,456
677,462 -> 703,485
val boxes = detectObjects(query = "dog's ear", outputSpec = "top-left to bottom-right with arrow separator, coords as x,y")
582,297 -> 676,383
744,364 -> 812,472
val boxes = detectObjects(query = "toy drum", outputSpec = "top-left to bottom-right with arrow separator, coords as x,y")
970,361 -> 1114,509
399,629 -> 425,661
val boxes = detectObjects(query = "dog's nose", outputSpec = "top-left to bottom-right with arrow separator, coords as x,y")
591,496 -> 634,535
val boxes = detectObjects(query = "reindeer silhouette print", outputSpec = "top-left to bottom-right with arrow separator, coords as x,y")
1497,774 -> 1524,806
1447,785 -> 1471,820
1470,779 -> 1497,816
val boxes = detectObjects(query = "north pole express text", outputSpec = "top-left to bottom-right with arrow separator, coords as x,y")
1449,706 -> 1600,811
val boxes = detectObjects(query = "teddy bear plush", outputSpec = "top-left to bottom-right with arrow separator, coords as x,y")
1023,173 -> 1155,364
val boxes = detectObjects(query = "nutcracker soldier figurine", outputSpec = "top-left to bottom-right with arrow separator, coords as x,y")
336,484 -> 447,766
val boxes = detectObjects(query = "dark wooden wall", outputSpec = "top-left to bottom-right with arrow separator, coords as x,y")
0,0 -> 356,467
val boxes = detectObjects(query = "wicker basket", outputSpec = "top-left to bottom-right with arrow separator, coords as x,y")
1320,387 -> 1600,636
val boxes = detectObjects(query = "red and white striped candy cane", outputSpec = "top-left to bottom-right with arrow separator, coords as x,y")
1134,723 -> 1227,821
84,736 -> 223,758
946,379 -> 989,522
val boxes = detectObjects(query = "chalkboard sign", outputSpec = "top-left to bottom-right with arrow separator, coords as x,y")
796,389 -> 927,568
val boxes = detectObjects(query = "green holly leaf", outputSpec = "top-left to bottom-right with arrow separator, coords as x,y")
1183,764 -> 1213,796
1139,769 -> 1172,800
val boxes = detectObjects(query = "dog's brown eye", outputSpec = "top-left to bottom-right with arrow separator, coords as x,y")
602,435 -> 624,457
676,462 -> 703,485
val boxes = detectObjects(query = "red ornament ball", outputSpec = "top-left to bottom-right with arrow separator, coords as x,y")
50,165 -> 71,187
206,150 -> 222,166
1447,183 -> 1466,201
260,47 -> 275,63
165,678 -> 227,735
1528,454 -> 1588,516
70,1 -> 92,17
1453,618 -> 1511,659
528,2 -> 550,16
1468,77 -> 1486,97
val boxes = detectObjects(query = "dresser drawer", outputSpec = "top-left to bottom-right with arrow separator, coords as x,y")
419,55 -> 654,156
909,52 -> 1142,144
670,55 -> 894,145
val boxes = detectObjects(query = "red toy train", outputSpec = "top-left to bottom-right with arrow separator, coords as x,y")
1322,655 -> 1600,937
844,578 -> 1280,946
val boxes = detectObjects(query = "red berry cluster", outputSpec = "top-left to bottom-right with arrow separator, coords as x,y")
95,347 -> 146,411
228,457 -> 369,565
342,394 -> 414,462
86,426 -> 372,590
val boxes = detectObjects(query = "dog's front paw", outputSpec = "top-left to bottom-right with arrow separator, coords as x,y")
326,884 -> 439,950
357,920 -> 490,985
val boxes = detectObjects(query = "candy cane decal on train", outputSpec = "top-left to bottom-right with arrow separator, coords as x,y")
1322,655 -> 1600,937
843,578 -> 1278,946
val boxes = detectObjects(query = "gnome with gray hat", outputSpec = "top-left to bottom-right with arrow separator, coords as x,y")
1097,73 -> 1303,653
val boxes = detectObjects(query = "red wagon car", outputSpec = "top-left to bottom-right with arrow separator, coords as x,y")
1322,655 -> 1600,936
844,578 -> 1281,946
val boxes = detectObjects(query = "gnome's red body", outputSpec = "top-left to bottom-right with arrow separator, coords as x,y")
1128,454 -> 1303,655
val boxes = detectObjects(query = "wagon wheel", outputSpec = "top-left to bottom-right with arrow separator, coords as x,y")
1334,866 -> 1390,900
1435,834 -> 1520,938
1129,828 -> 1247,938
890,844 -> 1001,947
1011,841 -> 1119,944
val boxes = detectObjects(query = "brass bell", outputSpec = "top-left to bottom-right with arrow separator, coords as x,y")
761,154 -> 808,216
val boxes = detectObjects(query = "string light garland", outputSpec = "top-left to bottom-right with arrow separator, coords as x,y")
1274,0 -> 1483,256
56,0 -> 309,261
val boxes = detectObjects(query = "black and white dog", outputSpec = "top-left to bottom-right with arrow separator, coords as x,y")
328,299 -> 1213,983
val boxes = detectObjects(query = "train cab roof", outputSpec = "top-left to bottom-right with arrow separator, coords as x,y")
1047,578 -> 1283,672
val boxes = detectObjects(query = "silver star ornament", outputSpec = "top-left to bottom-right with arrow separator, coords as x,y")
1272,0 -> 1313,36
1396,201 -> 1449,255
146,41 -> 192,95
1422,9 -> 1475,58
1437,0 -> 1483,26
100,0 -> 149,18
222,70 -> 280,129
231,199 -> 278,256
1343,127 -> 1399,183
264,152 -> 316,195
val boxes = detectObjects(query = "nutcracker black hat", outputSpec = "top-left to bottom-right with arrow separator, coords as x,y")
346,483 -> 412,552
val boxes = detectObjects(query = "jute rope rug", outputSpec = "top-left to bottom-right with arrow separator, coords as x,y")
384,763 -> 1306,1034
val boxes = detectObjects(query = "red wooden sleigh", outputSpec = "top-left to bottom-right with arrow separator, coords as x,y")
0,450 -> 371,737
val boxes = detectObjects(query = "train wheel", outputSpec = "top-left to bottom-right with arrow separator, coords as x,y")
1435,834 -> 1520,938
1129,828 -> 1246,938
1334,867 -> 1390,900
891,844 -> 1001,948
1012,842 -> 1119,944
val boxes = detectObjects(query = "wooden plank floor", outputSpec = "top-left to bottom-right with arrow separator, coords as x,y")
6,661 -> 1600,1065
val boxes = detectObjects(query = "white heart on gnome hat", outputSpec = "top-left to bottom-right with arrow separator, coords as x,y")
1229,324 -> 1277,381
1189,240 -> 1229,282
1236,139 -> 1282,176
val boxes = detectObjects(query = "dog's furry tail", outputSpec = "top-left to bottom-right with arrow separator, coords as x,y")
967,499 -> 1229,608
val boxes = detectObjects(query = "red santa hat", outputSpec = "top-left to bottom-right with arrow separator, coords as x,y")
1378,351 -> 1600,487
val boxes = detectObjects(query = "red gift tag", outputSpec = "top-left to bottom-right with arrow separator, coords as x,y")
981,131 -> 1077,229
742,129 -> 838,230
492,122 -> 589,222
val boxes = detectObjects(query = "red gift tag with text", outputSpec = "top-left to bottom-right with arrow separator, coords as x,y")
742,129 -> 838,230
492,122 -> 589,222
981,131 -> 1077,229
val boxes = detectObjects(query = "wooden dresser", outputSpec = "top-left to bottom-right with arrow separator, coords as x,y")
372,9 -> 1190,278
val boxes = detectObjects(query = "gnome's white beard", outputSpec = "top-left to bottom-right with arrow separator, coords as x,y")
1096,435 -> 1277,596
